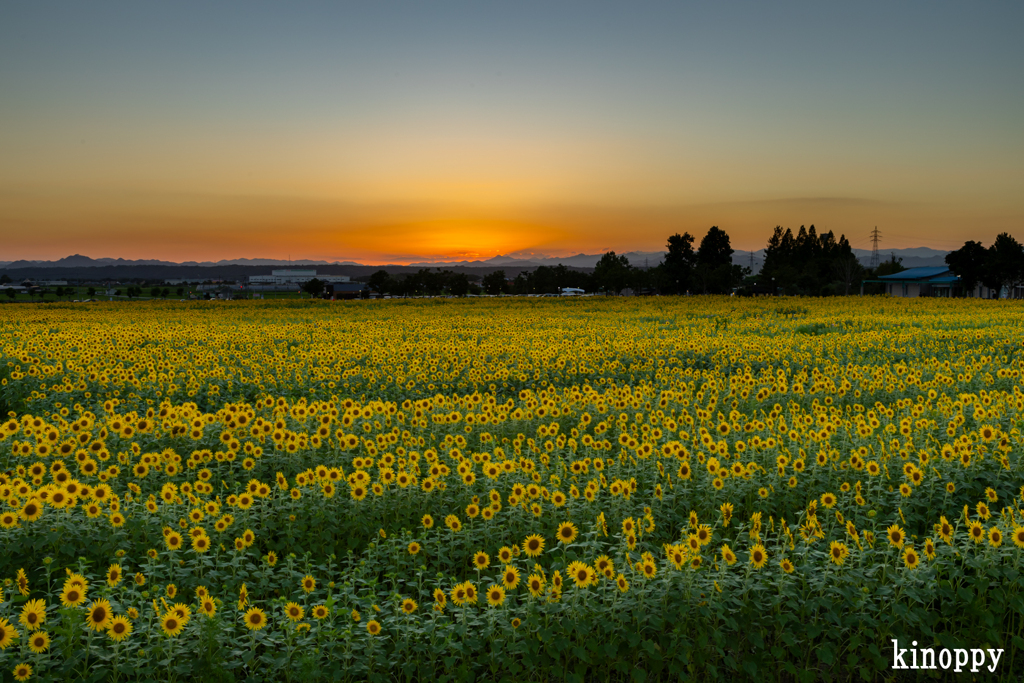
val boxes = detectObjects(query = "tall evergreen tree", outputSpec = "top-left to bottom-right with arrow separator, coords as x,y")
663,232 -> 697,293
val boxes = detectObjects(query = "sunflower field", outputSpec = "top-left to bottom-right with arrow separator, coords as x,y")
1,297 -> 1023,682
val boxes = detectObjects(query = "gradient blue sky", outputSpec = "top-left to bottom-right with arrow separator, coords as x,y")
1,1 -> 1022,262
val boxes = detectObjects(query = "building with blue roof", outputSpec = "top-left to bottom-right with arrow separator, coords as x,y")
861,267 -> 1002,298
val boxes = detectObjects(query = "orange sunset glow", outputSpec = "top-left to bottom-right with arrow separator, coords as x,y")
1,3 -> 1021,263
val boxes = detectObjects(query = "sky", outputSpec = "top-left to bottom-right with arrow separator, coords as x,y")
1,1 -> 1022,263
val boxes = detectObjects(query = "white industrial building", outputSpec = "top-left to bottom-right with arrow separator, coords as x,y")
248,270 -> 350,286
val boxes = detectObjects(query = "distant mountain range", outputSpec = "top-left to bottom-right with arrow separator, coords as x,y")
0,248 -> 950,272
0,255 -> 363,269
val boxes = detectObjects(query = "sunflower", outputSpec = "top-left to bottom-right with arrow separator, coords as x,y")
165,531 -> 183,551
106,564 -> 122,586
485,585 -> 506,607
721,544 -> 737,566
60,585 -> 86,608
641,560 -> 658,579
595,555 -> 614,578
301,575 -> 316,593
686,535 -> 700,553
171,604 -> 191,625
463,582 -> 478,604
244,607 -> 267,631
566,561 -> 593,588
923,538 -> 936,560
473,551 -> 490,570
200,598 -> 217,618
886,524 -> 905,548
191,534 -> 211,553
780,558 -> 795,574
20,499 -> 42,522
12,663 -> 32,682
523,534 -> 545,557
19,600 -> 45,631
450,584 -> 469,607
366,619 -> 382,635
285,602 -> 304,622
989,526 -> 1003,548
28,630 -> 50,653
0,617 -> 19,649
616,573 -> 629,593
407,542 -> 421,555
527,574 -> 545,597
937,516 -> 954,544
433,588 -> 447,611
107,616 -> 133,642
828,541 -> 849,566
501,565 -> 521,590
311,605 -> 329,620
16,568 -> 29,595
749,544 -> 768,569
902,546 -> 920,570
421,514 -> 434,529
400,598 -> 417,614
161,612 -> 184,637
1013,527 -> 1024,549
556,521 -> 578,544
968,521 -> 985,544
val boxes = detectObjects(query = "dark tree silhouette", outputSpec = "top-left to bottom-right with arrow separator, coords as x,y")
760,225 -> 860,295
302,278 -> 324,298
449,273 -> 470,297
592,252 -> 633,294
945,241 -> 988,295
694,227 -> 743,294
367,270 -> 393,295
664,233 -> 697,294
984,233 -> 1024,297
482,270 -> 507,295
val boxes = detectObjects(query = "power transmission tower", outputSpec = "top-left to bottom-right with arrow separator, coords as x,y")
749,250 -> 755,270
869,227 -> 881,269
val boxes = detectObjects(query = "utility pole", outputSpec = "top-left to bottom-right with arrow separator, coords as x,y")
870,227 -> 881,269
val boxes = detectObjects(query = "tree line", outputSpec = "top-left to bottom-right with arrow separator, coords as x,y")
353,227 -> 1022,298
944,233 -> 1024,296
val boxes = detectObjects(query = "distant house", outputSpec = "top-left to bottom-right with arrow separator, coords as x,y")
864,267 -> 1001,298
323,282 -> 368,300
